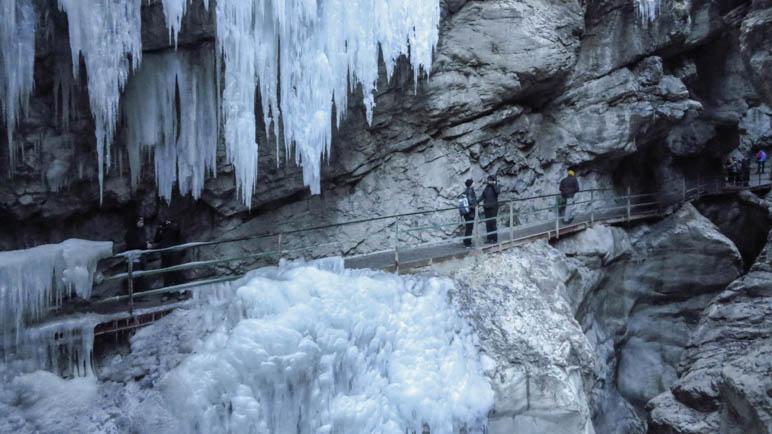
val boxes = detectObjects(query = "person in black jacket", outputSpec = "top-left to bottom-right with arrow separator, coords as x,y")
461,178 -> 477,247
479,175 -> 501,243
559,168 -> 580,223
154,219 -> 184,287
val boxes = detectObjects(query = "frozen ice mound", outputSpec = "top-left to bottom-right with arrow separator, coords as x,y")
161,257 -> 494,433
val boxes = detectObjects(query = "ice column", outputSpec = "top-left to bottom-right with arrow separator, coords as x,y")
57,0 -> 142,202
0,0 -> 36,170
160,0 -> 211,47
216,0 -> 441,207
122,47 -> 218,201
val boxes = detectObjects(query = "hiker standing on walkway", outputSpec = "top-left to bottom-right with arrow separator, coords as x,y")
756,148 -> 767,175
154,218 -> 184,287
559,168 -> 580,223
479,175 -> 501,243
459,178 -> 477,247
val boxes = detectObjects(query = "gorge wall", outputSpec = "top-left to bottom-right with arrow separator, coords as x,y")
1,0 -> 771,433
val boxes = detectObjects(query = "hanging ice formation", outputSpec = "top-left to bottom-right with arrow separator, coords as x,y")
216,0 -> 441,207
56,0 -> 142,202
122,48 -> 218,201
635,0 -> 660,26
0,0 -> 36,171
161,0 -> 210,47
0,240 -> 113,352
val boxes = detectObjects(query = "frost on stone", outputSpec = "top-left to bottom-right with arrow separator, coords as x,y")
0,239 -> 113,350
0,0 -> 36,170
122,47 -> 218,201
216,0 -> 441,207
57,0 -> 142,202
162,258 -> 493,433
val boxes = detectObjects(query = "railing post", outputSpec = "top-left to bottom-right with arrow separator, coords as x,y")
509,201 -> 514,243
474,207 -> 480,247
590,190 -> 595,225
626,186 -> 631,223
277,233 -> 283,259
555,196 -> 560,240
394,217 -> 400,272
682,177 -> 687,202
127,256 -> 134,317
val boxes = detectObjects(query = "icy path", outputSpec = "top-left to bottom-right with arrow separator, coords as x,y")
1,258 -> 493,434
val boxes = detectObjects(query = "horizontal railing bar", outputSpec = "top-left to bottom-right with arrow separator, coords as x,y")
112,189 -> 618,260
94,275 -> 242,304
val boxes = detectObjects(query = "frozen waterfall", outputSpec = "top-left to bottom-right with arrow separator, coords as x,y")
57,0 -> 143,202
122,47 -> 219,201
215,0 -> 441,207
1,0 -> 440,205
0,0 -> 36,170
0,258 -> 494,433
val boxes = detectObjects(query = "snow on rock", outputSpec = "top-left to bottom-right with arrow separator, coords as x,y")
0,239 -> 113,347
122,46 -> 218,201
56,0 -> 142,202
0,0 -> 36,168
215,0 -> 441,207
436,242 -> 598,434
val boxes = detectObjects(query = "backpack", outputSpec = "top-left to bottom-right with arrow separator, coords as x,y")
759,150 -> 767,162
458,194 -> 470,216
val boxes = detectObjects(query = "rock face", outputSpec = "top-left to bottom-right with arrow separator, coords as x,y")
558,205 -> 744,433
647,230 -> 772,433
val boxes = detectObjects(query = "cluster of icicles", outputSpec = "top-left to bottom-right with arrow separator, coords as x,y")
0,0 -> 441,207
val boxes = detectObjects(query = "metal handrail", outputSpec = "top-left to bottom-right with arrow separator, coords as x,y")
92,175 -> 771,315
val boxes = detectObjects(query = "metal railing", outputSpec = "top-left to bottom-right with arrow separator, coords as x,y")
92,173 -> 772,315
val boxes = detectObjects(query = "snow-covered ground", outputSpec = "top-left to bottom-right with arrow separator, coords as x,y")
0,258 -> 493,434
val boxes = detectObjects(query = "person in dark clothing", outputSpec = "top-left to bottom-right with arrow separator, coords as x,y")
479,175 -> 501,243
461,178 -> 477,247
154,219 -> 185,287
124,216 -> 151,293
741,156 -> 752,186
559,168 -> 580,223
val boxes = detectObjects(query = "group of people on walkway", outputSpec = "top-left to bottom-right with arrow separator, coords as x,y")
458,168 -> 579,247
726,147 -> 768,185
124,215 -> 185,293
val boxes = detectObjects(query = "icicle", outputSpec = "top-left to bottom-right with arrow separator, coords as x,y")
0,0 -> 36,172
122,47 -> 218,201
0,240 -> 113,352
635,0 -> 660,26
216,0 -> 441,207
161,0 -> 188,47
12,315 -> 98,377
56,0 -> 142,203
